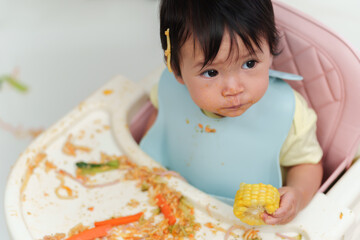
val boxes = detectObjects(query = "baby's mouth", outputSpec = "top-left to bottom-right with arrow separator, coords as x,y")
224,103 -> 244,110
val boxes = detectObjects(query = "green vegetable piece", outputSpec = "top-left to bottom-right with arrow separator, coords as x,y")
138,214 -> 146,225
0,75 -> 28,92
76,162 -> 91,168
141,182 -> 150,191
152,207 -> 161,215
180,197 -> 193,208
168,224 -> 174,233
106,159 -> 119,168
76,159 -> 119,175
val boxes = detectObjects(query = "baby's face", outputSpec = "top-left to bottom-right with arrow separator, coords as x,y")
174,31 -> 272,117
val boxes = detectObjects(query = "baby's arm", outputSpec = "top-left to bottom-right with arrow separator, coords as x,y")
263,162 -> 323,224
262,91 -> 323,224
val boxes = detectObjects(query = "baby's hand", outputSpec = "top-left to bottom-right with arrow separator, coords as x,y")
262,186 -> 304,225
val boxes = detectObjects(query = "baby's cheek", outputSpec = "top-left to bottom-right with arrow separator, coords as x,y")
259,81 -> 269,97
190,90 -> 216,108
198,98 -> 216,111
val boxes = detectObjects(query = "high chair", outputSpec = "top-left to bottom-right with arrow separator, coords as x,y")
131,0 -> 360,238
5,0 -> 360,239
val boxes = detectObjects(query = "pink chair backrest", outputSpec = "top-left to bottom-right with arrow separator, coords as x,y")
271,0 -> 360,191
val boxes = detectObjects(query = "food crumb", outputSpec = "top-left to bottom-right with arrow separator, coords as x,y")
197,123 -> 216,133
205,125 -> 216,133
45,161 -> 56,173
127,199 -> 140,208
42,233 -> 66,240
103,89 -> 113,95
62,135 -> 91,157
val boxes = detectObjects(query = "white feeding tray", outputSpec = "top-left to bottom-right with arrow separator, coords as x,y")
5,76 -> 355,240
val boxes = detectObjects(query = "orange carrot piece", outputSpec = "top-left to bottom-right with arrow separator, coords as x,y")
205,125 -> 216,133
66,224 -> 111,240
204,222 -> 215,228
94,212 -> 143,227
198,123 -> 203,129
155,194 -> 176,225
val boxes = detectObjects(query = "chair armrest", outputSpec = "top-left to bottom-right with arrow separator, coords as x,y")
326,159 -> 360,209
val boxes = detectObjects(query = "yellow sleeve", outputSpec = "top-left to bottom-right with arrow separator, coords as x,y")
149,83 -> 159,109
279,91 -> 323,167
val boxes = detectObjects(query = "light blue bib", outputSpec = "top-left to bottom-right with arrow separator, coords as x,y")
140,69 -> 295,201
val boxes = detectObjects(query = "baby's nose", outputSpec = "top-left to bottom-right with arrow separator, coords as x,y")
221,77 -> 244,97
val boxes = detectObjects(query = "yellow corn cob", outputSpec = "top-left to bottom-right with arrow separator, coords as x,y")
233,183 -> 280,226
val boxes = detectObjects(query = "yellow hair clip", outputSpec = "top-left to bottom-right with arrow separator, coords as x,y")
164,28 -> 172,72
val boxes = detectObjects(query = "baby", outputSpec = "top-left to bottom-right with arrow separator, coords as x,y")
140,0 -> 323,225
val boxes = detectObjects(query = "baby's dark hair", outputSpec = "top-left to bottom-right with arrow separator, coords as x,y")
160,0 -> 280,75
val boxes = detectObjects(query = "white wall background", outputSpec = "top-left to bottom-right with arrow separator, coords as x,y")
278,0 -> 360,48
0,0 -> 359,239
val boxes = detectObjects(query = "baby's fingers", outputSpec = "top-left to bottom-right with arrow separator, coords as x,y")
262,192 -> 295,224
272,194 -> 294,218
262,212 -> 293,225
262,214 -> 276,225
262,207 -> 291,225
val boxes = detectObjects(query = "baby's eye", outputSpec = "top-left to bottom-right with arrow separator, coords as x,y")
242,60 -> 257,69
202,69 -> 218,78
